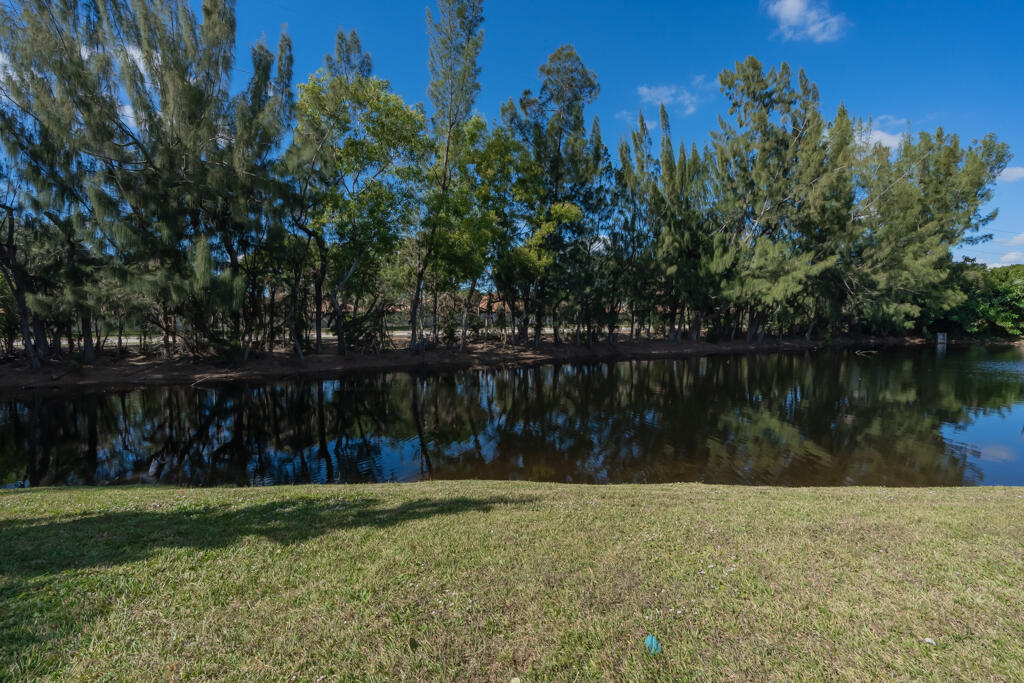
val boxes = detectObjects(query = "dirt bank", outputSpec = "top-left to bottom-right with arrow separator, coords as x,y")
0,335 -> 986,397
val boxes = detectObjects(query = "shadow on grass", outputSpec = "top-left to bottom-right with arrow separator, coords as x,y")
0,493 -> 536,677
0,494 -> 534,578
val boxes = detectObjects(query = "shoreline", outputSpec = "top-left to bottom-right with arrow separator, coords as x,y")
0,335 -> 1011,397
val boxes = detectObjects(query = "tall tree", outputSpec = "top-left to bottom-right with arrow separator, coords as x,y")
848,128 -> 1009,332
410,0 -> 485,349
500,45 -> 602,344
290,33 -> 428,355
280,29 -> 367,354
712,57 -> 835,342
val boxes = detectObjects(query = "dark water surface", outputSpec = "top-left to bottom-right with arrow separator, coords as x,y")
3,346 -> 1024,487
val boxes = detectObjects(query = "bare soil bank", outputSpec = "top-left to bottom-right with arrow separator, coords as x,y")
0,335 -> 1001,397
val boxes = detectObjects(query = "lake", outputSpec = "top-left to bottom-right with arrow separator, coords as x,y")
3,346 -> 1023,487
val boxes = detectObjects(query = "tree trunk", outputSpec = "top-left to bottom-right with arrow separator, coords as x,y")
162,309 -> 172,358
668,305 -> 679,341
289,282 -> 304,362
431,286 -> 439,344
267,284 -> 277,352
689,312 -> 702,342
12,285 -> 39,370
409,260 -> 428,350
95,318 -> 107,355
533,305 -> 543,347
326,257 -> 360,355
81,314 -> 95,363
1,209 -> 42,367
458,278 -> 477,352
314,276 -> 324,354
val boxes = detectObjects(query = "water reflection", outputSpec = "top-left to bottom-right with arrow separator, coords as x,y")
2,346 -> 1023,487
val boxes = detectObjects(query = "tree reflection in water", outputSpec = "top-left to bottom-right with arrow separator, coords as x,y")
2,346 -> 1023,487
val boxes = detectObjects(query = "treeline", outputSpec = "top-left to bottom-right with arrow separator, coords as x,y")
0,0 -> 1016,369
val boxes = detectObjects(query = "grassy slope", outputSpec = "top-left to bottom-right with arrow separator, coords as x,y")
2,482 -> 1023,681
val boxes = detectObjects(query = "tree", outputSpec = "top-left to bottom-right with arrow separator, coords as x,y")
0,176 -> 45,368
409,0 -> 485,349
848,128 -> 1009,333
290,35 -> 428,354
711,57 -> 834,343
954,264 -> 1024,336
0,0 -> 1016,370
647,106 -> 717,341
500,45 -> 604,344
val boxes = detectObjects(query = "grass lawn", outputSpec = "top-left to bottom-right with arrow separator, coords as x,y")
2,482 -> 1023,680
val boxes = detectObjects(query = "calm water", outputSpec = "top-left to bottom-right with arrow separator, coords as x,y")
3,346 -> 1024,487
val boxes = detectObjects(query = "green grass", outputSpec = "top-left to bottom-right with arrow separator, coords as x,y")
2,483 -> 1023,680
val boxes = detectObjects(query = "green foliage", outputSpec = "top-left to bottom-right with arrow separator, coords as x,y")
0,1 -> 1017,365
290,45 -> 428,351
952,264 -> 1024,336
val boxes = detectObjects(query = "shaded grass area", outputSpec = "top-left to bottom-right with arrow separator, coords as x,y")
2,483 -> 1023,680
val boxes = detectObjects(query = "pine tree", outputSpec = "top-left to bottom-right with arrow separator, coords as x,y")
850,128 -> 1009,332
409,0 -> 485,349
712,58 -> 835,342
500,45 -> 602,344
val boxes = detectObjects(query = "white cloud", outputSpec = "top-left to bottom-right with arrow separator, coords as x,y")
117,103 -> 138,130
765,0 -> 849,42
637,84 -> 698,116
1000,251 -> 1024,264
999,167 -> 1024,182
875,114 -> 907,127
637,85 -> 675,104
867,129 -> 903,150
82,44 -> 153,83
691,74 -> 715,90
866,115 -> 908,150
616,109 -> 660,131
979,444 -> 1016,462
1005,233 -> 1024,246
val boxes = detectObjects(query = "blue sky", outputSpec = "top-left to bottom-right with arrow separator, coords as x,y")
231,0 -> 1023,264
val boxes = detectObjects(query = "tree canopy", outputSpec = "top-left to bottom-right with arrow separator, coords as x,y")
0,0 -> 1014,368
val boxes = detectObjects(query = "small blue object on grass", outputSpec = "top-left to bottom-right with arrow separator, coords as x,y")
645,634 -> 662,654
